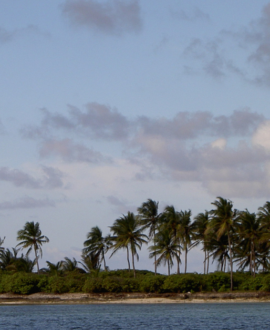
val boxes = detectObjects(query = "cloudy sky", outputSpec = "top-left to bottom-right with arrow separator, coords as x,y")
1,0 -> 270,274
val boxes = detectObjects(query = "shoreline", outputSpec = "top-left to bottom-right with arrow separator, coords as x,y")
1,292 -> 270,305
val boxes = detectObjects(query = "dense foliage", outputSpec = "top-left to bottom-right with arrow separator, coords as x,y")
0,270 -> 270,295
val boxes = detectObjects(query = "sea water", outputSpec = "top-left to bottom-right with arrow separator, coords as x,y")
0,303 -> 270,329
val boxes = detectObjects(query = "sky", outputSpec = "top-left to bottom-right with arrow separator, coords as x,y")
1,0 -> 270,274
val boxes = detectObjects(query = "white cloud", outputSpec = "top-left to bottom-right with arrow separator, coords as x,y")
211,138 -> 226,149
252,120 -> 270,150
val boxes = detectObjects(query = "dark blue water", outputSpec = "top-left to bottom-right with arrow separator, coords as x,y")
0,303 -> 269,329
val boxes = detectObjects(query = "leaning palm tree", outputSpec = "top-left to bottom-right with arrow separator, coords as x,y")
110,212 -> 148,278
137,199 -> 160,275
83,226 -> 112,271
149,229 -> 180,276
209,197 -> 237,290
16,221 -> 49,274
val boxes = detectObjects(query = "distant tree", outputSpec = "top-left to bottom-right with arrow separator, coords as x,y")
110,212 -> 148,278
138,199 -> 160,275
16,221 -> 49,274
83,226 -> 112,271
237,209 -> 262,276
161,205 -> 182,273
43,261 -> 63,276
149,229 -> 180,276
209,197 -> 237,290
193,211 -> 210,274
178,210 -> 196,273
61,257 -> 85,273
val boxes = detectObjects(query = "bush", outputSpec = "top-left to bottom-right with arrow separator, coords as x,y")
139,275 -> 166,293
260,274 -> 270,291
83,278 -> 103,293
47,276 -> 69,293
162,274 -> 202,293
205,272 -> 231,291
0,273 -> 40,294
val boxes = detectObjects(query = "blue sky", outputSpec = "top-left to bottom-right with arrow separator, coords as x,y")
1,0 -> 270,274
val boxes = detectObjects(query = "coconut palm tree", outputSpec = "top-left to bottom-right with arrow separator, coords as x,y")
61,257 -> 85,273
178,210 -> 196,273
0,248 -> 18,271
16,221 -> 49,274
209,197 -> 237,290
161,205 -> 182,274
44,261 -> 63,276
80,252 -> 100,273
110,212 -> 148,278
0,237 -> 5,251
83,226 -> 112,271
137,199 -> 160,275
149,229 -> 180,275
193,211 -> 210,274
237,209 -> 262,277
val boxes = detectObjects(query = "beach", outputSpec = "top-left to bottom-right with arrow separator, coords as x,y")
1,292 -> 270,305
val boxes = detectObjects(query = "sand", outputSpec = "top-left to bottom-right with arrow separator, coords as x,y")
1,292 -> 270,305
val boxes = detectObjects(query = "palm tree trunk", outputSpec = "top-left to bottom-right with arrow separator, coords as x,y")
252,241 -> 255,277
103,251 -> 107,271
185,247 -> 187,273
177,248 -> 180,274
132,250 -> 136,278
168,259 -> 170,276
204,249 -> 206,274
34,246 -> 39,274
154,230 -> 157,276
126,246 -> 130,271
207,251 -> 210,274
228,235 -> 233,291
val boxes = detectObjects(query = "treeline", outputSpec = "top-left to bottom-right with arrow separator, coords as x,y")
1,270 -> 270,295
1,197 -> 270,293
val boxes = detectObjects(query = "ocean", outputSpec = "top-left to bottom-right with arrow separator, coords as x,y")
0,303 -> 269,329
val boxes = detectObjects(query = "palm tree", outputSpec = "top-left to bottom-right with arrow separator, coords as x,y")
209,197 -> 237,290
61,257 -> 84,273
193,211 -> 210,274
178,210 -> 196,273
80,252 -> 100,273
110,212 -> 148,277
83,226 -> 112,271
237,209 -> 262,276
16,221 -> 49,274
161,205 -> 182,274
0,237 -> 5,251
0,248 -> 18,271
137,199 -> 160,275
44,261 -> 63,276
149,229 -> 180,275
210,234 -> 230,271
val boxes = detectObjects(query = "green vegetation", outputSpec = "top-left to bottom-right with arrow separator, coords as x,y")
2,197 -> 270,294
0,270 -> 270,295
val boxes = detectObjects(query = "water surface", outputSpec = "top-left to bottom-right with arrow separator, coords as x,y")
0,303 -> 269,329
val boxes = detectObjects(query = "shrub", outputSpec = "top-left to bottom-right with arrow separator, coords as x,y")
162,274 -> 202,293
205,272 -> 231,291
0,273 -> 40,294
47,276 -> 69,293
83,278 -> 103,293
260,274 -> 270,292
139,275 -> 166,293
